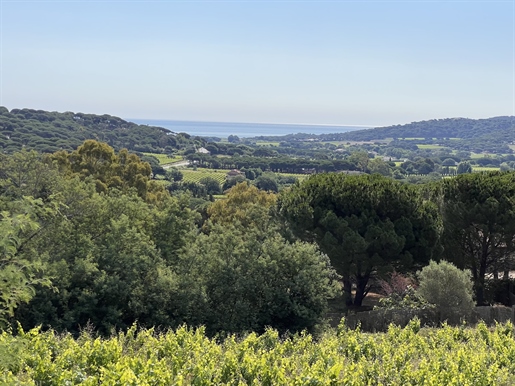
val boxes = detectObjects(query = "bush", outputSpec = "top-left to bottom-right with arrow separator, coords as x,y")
375,271 -> 433,310
416,260 -> 475,320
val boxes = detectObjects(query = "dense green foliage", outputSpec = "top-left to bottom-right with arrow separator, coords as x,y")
0,146 -> 339,336
280,173 -> 441,307
254,116 -> 515,154
0,107 -> 202,154
48,140 -> 168,202
179,224 -> 340,335
4,320 -> 515,384
0,198 -> 53,326
1,116 -> 515,341
329,116 -> 515,141
3,107 -> 514,193
440,172 -> 515,305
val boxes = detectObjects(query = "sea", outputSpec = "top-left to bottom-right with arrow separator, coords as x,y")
128,119 -> 372,138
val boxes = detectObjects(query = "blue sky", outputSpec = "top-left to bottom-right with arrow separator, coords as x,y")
1,0 -> 513,126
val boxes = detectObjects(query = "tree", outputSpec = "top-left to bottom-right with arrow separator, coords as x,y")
440,171 -> 515,305
415,158 -> 435,175
367,158 -> 391,176
442,158 -> 457,167
0,199 -> 52,326
416,260 -> 475,320
165,167 -> 183,182
456,161 -> 472,174
254,174 -> 279,193
280,173 -> 441,307
199,177 -> 222,195
141,155 -> 165,177
207,183 -> 276,231
47,140 -> 167,203
222,175 -> 247,191
347,151 -> 369,172
0,150 -> 59,200
12,180 -> 190,334
178,222 -> 340,335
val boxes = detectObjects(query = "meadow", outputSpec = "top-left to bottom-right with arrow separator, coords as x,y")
3,320 -> 515,385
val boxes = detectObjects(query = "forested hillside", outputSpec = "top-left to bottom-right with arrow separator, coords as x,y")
252,116 -> 515,154
0,107 -> 184,153
3,107 -> 514,158
327,116 -> 515,141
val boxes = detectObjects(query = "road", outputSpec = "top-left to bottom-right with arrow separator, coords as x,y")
163,160 -> 190,169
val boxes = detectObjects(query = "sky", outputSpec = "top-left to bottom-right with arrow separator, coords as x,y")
0,0 -> 513,127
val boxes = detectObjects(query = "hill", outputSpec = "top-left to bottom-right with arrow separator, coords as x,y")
250,116 -> 515,154
321,116 -> 515,142
2,108 -> 514,155
0,107 -> 182,153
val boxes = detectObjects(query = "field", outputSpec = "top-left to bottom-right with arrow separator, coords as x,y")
278,172 -> 309,182
255,141 -> 280,146
179,169 -> 309,185
321,141 -> 349,146
469,152 -> 489,159
142,153 -> 182,165
3,321 -> 515,384
416,144 -> 445,149
474,166 -> 501,172
181,168 -> 230,184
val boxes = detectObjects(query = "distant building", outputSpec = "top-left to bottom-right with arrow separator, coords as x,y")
197,147 -> 210,154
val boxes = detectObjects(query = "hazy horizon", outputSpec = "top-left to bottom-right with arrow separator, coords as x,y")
128,117 -> 375,128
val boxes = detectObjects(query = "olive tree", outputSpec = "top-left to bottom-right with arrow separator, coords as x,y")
417,260 -> 475,320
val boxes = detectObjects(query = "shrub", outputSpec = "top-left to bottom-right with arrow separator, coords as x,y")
416,260 -> 475,320
376,271 -> 433,310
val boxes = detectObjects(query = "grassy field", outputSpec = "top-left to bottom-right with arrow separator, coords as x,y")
143,153 -> 182,165
255,141 -> 280,146
279,172 -> 309,182
469,152 -> 486,159
416,144 -> 445,149
473,166 -> 500,172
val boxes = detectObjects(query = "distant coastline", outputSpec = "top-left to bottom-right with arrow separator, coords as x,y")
127,119 -> 372,138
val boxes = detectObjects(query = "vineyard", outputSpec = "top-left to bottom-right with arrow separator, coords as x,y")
181,168 -> 230,184
3,320 -> 515,385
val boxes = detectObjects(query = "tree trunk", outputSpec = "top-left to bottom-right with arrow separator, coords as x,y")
353,273 -> 371,307
342,277 -> 353,306
476,255 -> 488,305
